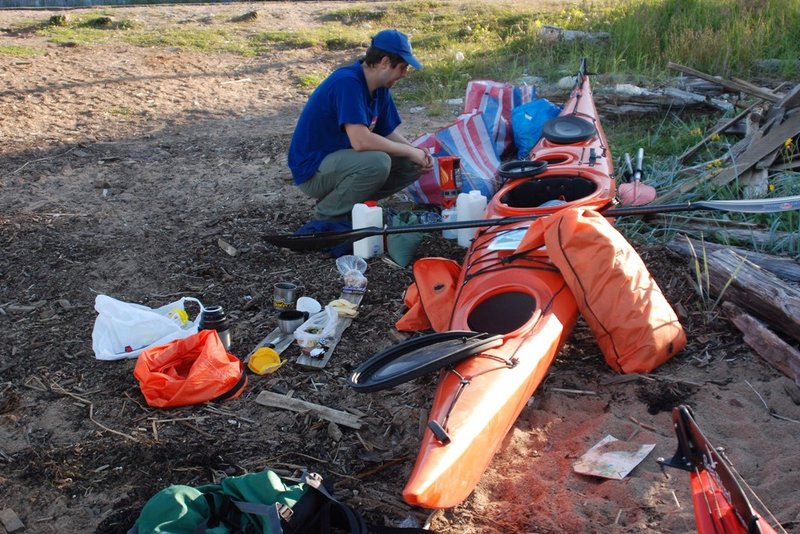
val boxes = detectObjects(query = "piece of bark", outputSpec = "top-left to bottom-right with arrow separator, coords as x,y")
703,249 -> 800,343
255,390 -> 363,429
722,302 -> 800,384
667,235 -> 800,283
0,508 -> 24,533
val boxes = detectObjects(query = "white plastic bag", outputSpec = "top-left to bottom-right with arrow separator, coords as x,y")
336,255 -> 368,294
293,306 -> 339,353
92,295 -> 202,361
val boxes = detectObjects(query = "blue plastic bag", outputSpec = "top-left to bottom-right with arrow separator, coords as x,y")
511,99 -> 562,159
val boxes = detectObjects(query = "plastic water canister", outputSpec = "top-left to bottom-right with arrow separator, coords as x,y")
441,207 -> 457,239
456,190 -> 488,247
352,202 -> 384,259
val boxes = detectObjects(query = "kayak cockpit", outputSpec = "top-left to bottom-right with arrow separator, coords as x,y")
499,175 -> 597,209
466,290 -> 537,336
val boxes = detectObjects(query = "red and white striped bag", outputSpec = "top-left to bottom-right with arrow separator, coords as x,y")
464,80 -> 536,157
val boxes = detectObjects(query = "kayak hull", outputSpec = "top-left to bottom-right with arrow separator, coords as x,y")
403,64 -> 616,509
403,267 -> 578,507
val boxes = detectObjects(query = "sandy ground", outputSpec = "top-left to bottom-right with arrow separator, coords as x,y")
1,2 -> 799,533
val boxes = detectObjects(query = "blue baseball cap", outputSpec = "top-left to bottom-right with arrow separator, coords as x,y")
371,29 -> 422,70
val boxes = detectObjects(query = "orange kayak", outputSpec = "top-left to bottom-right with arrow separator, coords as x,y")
403,61 -> 616,509
661,406 -> 777,534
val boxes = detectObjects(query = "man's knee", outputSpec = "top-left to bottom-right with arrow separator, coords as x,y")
359,151 -> 392,179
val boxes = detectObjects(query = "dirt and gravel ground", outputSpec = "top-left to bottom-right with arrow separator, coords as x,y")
1,3 -> 799,533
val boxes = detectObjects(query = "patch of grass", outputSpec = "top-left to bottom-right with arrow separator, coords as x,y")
256,30 -> 320,49
325,7 -> 388,25
108,106 -> 135,116
36,12 -> 138,45
297,72 -> 326,90
0,44 -> 41,57
126,27 -> 254,55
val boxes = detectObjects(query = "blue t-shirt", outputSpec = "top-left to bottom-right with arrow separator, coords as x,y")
288,61 -> 402,184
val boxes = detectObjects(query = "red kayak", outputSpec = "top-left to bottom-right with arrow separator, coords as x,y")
403,60 -> 616,508
661,406 -> 778,534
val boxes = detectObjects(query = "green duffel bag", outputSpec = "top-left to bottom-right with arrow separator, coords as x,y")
129,470 -> 366,534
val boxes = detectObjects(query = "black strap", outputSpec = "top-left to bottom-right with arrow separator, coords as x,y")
211,361 -> 248,402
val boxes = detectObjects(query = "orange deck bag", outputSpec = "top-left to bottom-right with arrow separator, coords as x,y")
134,329 -> 247,408
516,207 -> 686,373
396,257 -> 462,333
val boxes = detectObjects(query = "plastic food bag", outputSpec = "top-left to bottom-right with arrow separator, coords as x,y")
336,255 -> 368,294
294,306 -> 339,353
92,295 -> 203,361
134,329 -> 247,408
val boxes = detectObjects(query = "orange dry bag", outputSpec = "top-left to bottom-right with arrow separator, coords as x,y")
516,207 -> 686,373
134,329 -> 247,408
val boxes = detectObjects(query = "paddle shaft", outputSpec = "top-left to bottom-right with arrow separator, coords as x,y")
366,197 -> 800,235
264,195 -> 800,250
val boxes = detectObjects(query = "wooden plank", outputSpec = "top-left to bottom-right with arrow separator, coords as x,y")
677,101 -> 760,163
296,290 -> 365,370
773,83 -> 800,111
667,62 -> 781,103
711,110 -> 800,188
254,390 -> 363,429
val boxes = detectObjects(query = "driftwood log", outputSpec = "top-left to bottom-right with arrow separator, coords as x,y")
667,235 -> 800,282
722,302 -> 800,384
681,248 -> 800,343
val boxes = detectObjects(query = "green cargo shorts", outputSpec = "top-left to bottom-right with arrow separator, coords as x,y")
297,149 -> 423,220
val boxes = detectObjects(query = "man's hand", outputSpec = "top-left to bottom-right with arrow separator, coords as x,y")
409,146 -> 434,171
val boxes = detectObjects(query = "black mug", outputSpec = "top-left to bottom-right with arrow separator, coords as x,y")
277,310 -> 309,334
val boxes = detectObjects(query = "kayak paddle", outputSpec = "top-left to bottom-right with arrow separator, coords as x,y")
264,195 -> 800,251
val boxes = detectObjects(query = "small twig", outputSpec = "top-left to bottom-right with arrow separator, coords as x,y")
628,416 -> 657,432
13,147 -> 76,174
614,509 -> 623,525
148,416 -> 208,424
50,381 -> 90,405
745,380 -> 800,424
550,387 -> 597,395
23,376 -> 48,392
89,404 -> 137,441
179,420 -> 214,439
221,78 -> 252,85
671,489 -> 681,508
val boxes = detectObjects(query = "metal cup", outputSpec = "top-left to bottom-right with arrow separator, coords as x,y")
277,310 -> 309,334
273,282 -> 304,310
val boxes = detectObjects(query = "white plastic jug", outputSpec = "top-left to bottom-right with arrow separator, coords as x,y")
352,202 -> 384,259
441,207 -> 457,240
456,190 -> 488,247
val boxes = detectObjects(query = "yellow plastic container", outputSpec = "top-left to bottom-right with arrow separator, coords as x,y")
247,347 -> 285,375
